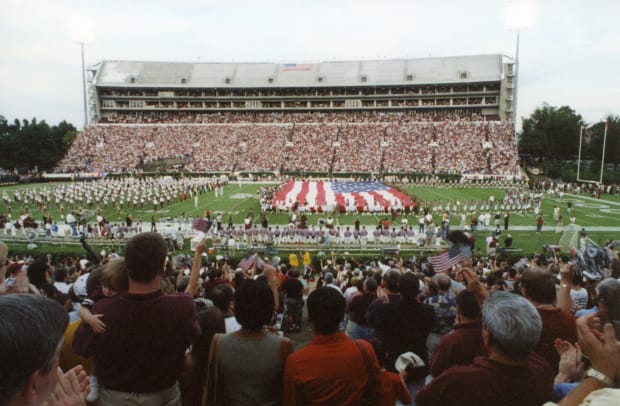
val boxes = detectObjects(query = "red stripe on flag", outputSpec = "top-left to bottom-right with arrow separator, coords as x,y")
370,191 -> 387,208
297,181 -> 310,204
334,193 -> 346,211
351,192 -> 366,209
274,180 -> 295,204
430,252 -> 464,272
316,181 -> 326,207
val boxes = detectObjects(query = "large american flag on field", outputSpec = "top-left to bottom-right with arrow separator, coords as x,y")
272,181 -> 412,211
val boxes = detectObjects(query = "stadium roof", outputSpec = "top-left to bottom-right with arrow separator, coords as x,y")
94,54 -> 504,88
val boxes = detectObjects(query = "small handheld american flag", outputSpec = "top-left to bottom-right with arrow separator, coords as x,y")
429,231 -> 472,273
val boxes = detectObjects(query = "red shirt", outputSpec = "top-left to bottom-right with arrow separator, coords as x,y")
534,307 -> 577,374
430,320 -> 483,377
416,354 -> 553,406
378,370 -> 411,406
283,332 -> 380,405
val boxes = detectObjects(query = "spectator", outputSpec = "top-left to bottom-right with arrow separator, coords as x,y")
282,286 -> 381,405
369,338 -> 412,406
549,312 -> 620,405
281,268 -> 304,333
51,268 -> 70,294
208,283 -> 240,333
430,289 -> 483,377
73,232 -> 201,405
0,294 -> 89,405
347,276 -> 378,340
369,272 -> 434,400
205,279 -> 292,405
520,267 -> 578,374
415,291 -> 554,406
181,307 -> 225,406
424,274 -> 457,357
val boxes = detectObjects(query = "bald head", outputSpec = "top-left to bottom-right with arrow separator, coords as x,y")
520,267 -> 556,305
436,274 -> 451,292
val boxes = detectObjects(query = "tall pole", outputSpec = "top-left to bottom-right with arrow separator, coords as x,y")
512,30 -> 520,125
577,125 -> 584,181
80,42 -> 88,128
599,121 -> 609,185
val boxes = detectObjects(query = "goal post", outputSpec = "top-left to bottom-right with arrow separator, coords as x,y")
576,122 -> 608,187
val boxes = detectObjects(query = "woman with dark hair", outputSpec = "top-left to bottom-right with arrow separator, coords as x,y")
204,279 -> 293,405
181,307 -> 225,406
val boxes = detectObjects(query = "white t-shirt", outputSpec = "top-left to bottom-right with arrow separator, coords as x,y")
570,288 -> 589,310
225,316 -> 242,333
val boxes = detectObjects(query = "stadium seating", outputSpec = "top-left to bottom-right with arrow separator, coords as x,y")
57,112 -> 519,176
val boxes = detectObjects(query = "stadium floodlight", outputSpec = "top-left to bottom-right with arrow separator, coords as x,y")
505,0 -> 536,31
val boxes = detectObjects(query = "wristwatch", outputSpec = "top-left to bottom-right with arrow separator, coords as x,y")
585,368 -> 613,386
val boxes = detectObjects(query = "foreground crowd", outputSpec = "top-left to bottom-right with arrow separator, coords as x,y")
1,233 -> 620,406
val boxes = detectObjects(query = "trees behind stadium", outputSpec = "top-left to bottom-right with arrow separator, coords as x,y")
0,116 -> 76,172
518,104 -> 620,182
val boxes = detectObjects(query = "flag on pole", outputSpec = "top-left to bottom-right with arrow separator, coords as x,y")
281,63 -> 313,71
429,245 -> 464,273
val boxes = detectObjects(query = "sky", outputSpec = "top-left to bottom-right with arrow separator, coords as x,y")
1,0 -> 618,131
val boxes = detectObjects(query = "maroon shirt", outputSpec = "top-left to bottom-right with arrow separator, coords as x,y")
73,290 -> 200,393
347,292 -> 377,326
416,354 -> 553,406
534,307 -> 577,374
430,320 -> 483,377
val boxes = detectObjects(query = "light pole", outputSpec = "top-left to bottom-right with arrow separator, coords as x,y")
75,41 -> 88,128
512,30 -> 519,125
505,0 -> 536,129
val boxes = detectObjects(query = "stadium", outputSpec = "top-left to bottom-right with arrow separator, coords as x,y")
58,54 -> 518,177
2,53 -> 619,258
2,52 -> 620,406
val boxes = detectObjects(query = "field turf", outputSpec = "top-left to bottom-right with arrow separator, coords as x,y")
1,181 -> 619,258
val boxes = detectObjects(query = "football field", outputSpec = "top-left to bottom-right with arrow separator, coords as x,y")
1,181 -> 619,257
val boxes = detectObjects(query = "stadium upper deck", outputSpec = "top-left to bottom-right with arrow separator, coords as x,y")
87,54 -> 516,124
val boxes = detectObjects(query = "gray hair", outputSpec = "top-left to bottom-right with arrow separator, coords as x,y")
324,272 -> 334,284
0,294 -> 68,404
483,291 -> 542,359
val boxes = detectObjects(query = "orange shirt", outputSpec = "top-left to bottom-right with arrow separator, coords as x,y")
283,333 -> 380,405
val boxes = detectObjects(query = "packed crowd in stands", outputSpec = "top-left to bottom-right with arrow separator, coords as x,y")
1,231 -> 619,405
56,115 -> 519,176
99,110 -> 490,124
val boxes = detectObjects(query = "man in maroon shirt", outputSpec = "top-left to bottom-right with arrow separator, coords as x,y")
416,292 -> 554,406
346,276 -> 378,339
430,289 -> 483,377
73,232 -> 201,405
520,267 -> 577,373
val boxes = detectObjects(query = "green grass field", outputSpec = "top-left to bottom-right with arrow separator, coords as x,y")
1,181 -> 619,259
